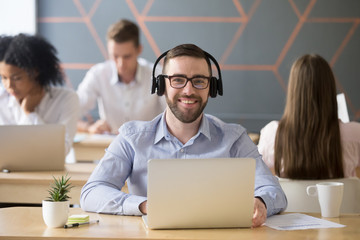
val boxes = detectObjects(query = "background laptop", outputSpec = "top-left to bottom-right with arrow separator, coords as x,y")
337,93 -> 350,123
0,124 -> 65,172
143,158 -> 256,229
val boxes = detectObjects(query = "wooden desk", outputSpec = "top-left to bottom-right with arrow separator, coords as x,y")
73,133 -> 115,162
0,207 -> 359,239
0,163 -> 96,205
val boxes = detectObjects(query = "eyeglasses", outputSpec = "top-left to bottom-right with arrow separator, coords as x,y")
162,74 -> 210,89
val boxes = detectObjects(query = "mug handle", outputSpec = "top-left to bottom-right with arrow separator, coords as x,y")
306,185 -> 318,197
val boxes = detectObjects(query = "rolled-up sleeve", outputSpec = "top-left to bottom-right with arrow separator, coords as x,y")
80,143 -> 147,215
253,158 -> 288,216
233,130 -> 287,216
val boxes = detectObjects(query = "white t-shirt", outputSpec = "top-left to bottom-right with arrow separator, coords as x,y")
0,86 -> 79,156
76,58 -> 166,134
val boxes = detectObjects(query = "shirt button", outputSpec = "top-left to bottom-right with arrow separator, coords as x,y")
180,149 -> 184,153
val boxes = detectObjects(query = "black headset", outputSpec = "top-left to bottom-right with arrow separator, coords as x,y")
151,49 -> 223,98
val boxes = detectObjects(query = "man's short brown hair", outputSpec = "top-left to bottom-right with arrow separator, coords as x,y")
163,44 -> 212,75
106,19 -> 140,47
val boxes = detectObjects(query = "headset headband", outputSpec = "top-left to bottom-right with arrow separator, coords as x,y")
151,48 -> 223,97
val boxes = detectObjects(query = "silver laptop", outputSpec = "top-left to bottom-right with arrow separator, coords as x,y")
0,124 -> 65,172
143,158 -> 256,229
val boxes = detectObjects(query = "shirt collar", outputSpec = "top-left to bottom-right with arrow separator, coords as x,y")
154,112 -> 167,144
198,114 -> 211,140
7,93 -> 18,108
154,112 -> 212,144
110,61 -> 119,85
110,60 -> 140,86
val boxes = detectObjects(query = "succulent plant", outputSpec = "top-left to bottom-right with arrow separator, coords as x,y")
47,174 -> 73,202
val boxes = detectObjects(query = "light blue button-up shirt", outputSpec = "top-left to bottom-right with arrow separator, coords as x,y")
80,112 -> 287,216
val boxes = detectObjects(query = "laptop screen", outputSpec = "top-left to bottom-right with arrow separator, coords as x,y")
0,124 -> 65,172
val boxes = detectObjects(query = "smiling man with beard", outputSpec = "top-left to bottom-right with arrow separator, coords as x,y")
80,44 -> 287,228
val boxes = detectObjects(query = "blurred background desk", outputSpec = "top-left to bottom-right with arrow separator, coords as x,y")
0,207 -> 359,239
73,133 -> 115,162
248,132 -> 260,145
0,163 -> 96,205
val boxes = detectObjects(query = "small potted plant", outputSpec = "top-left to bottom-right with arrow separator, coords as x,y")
42,174 -> 73,228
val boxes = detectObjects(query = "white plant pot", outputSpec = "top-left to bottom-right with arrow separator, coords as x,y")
42,200 -> 69,228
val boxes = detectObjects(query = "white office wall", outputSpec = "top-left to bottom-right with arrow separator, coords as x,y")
0,0 -> 36,35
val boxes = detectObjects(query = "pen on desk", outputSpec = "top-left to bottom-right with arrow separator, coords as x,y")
64,219 -> 99,228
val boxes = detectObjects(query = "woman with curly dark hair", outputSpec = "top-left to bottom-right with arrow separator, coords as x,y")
0,34 -> 79,157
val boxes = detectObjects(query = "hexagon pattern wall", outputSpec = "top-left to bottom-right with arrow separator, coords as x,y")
37,0 -> 360,132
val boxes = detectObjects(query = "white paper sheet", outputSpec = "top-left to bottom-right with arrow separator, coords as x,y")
73,133 -> 116,143
265,213 -> 346,230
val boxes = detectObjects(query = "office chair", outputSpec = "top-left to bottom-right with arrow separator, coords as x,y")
278,177 -> 360,213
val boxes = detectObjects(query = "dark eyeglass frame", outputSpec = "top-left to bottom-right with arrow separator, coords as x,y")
162,74 -> 211,90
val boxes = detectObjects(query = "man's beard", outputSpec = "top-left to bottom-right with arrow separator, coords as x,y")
165,93 -> 207,123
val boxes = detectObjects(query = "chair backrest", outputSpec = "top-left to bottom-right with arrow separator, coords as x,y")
278,177 -> 360,213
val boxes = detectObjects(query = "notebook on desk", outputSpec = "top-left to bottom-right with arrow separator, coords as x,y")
0,124 -> 65,172
142,157 -> 256,229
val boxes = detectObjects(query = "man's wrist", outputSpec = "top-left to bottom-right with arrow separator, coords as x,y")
139,200 -> 147,214
255,197 -> 267,209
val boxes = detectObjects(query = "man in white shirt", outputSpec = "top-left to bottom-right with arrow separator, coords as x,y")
77,19 -> 166,134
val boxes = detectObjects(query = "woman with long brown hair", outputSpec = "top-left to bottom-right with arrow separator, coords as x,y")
258,54 -> 360,179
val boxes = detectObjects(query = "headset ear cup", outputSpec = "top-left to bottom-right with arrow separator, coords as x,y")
217,77 -> 223,96
210,77 -> 217,98
156,75 -> 165,96
151,50 -> 169,95
204,51 -> 223,97
151,77 -> 157,94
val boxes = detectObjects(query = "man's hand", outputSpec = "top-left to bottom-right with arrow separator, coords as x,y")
252,197 -> 267,228
139,200 -> 147,214
88,119 -> 112,134
77,120 -> 90,132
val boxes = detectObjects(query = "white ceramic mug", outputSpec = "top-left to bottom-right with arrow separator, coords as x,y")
306,182 -> 344,217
